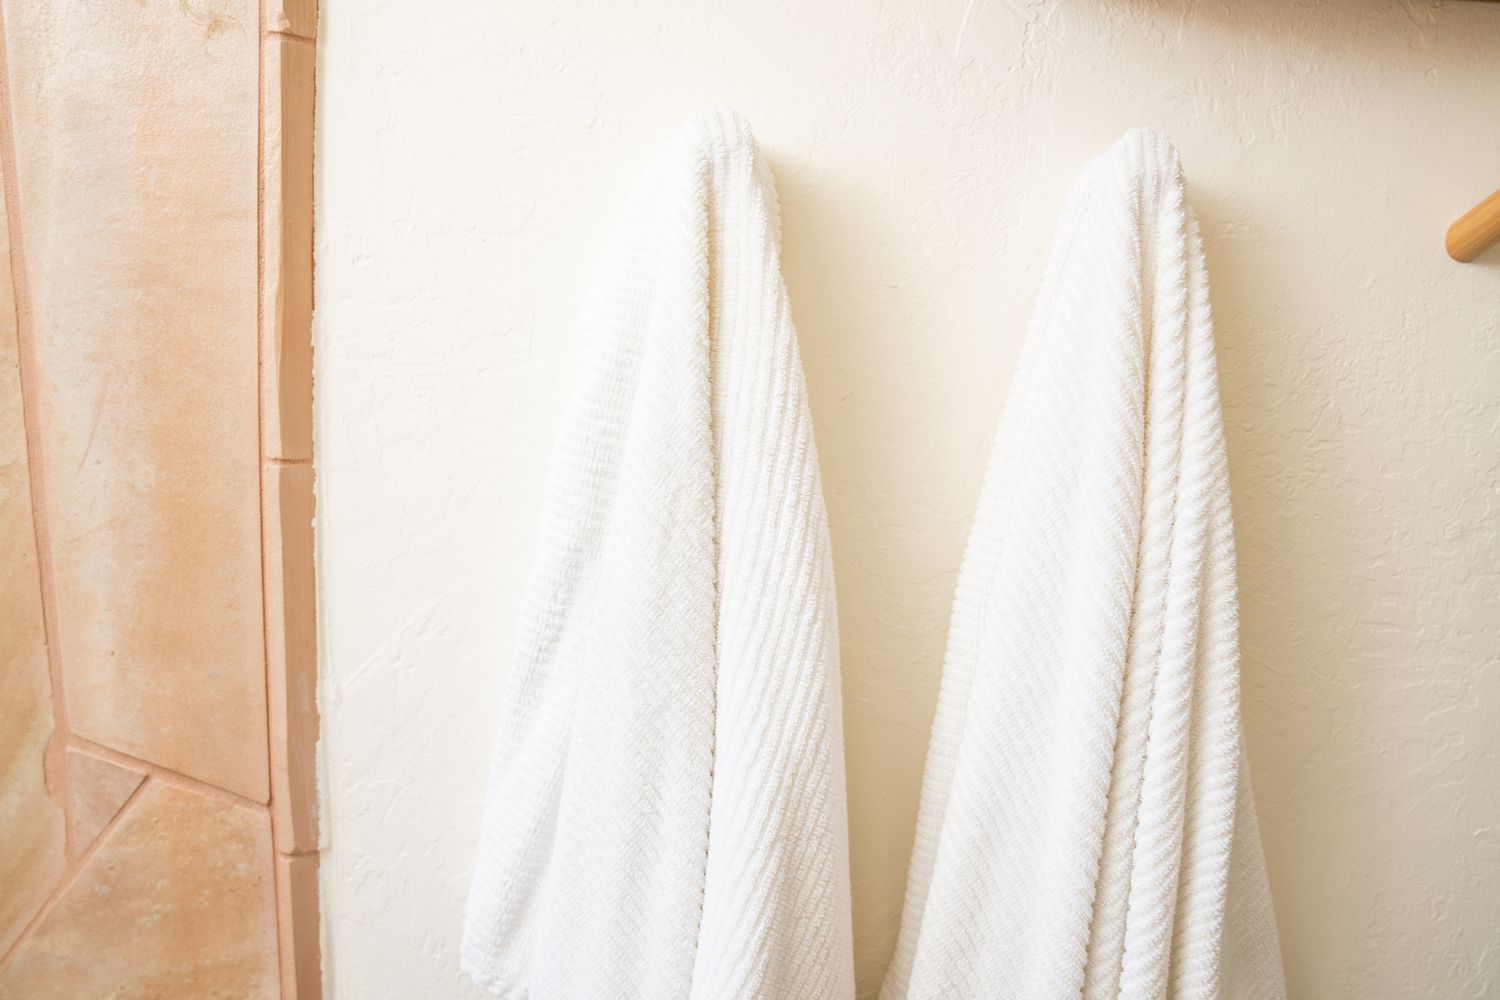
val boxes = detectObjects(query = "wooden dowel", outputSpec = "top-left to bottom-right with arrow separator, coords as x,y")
1446,187 -> 1500,262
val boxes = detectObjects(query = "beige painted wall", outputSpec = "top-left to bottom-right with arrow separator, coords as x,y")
314,1 -> 1500,997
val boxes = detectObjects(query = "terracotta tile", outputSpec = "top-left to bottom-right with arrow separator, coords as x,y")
0,159 -> 66,957
64,747 -> 145,856
3,0 -> 269,800
0,780 -> 278,999
275,853 -> 322,999
263,34 -> 316,462
267,0 -> 317,39
265,462 -> 319,853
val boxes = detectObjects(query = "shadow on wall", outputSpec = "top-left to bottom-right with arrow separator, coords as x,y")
771,147 -> 1000,983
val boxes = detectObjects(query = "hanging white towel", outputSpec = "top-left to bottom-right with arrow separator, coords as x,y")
882,131 -> 1285,1000
462,109 -> 855,1000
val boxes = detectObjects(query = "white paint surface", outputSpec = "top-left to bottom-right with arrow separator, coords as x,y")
313,2 -> 1500,997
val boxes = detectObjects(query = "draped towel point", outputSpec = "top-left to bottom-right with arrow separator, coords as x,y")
883,129 -> 1285,1000
462,108 -> 856,1000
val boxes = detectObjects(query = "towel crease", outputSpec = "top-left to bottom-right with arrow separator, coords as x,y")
881,130 -> 1285,1000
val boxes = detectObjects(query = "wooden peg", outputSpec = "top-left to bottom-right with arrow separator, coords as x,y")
1446,187 -> 1500,262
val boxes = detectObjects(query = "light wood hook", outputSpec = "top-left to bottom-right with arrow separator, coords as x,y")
1447,187 -> 1500,262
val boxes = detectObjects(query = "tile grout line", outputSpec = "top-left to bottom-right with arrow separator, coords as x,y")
255,5 -> 291,998
68,734 -> 269,813
0,0 -> 74,860
0,776 -> 151,973
300,24 -> 323,997
257,0 -> 272,822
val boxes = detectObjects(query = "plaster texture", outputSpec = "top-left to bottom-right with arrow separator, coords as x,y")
314,2 -> 1500,997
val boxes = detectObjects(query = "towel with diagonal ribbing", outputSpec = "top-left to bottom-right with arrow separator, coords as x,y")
461,109 -> 855,1000
881,131 -> 1285,1000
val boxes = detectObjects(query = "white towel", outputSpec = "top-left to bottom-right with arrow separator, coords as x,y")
882,131 -> 1285,1000
462,109 -> 855,1000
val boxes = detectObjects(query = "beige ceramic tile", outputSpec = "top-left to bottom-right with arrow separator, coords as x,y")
263,34 -> 316,463
265,462 -> 319,853
0,780 -> 279,999
2,0 -> 269,800
0,155 -> 66,959
275,852 -> 322,999
64,747 -> 145,856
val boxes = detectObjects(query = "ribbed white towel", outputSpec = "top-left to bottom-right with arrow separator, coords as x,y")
882,131 -> 1285,1000
462,110 -> 855,1000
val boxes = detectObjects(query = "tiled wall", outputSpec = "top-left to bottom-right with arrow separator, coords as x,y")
0,0 -> 317,995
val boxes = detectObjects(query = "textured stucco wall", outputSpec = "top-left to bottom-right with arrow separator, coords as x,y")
313,2 -> 1500,997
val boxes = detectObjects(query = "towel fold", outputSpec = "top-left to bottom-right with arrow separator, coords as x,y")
462,109 -> 855,1000
882,130 -> 1285,1000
